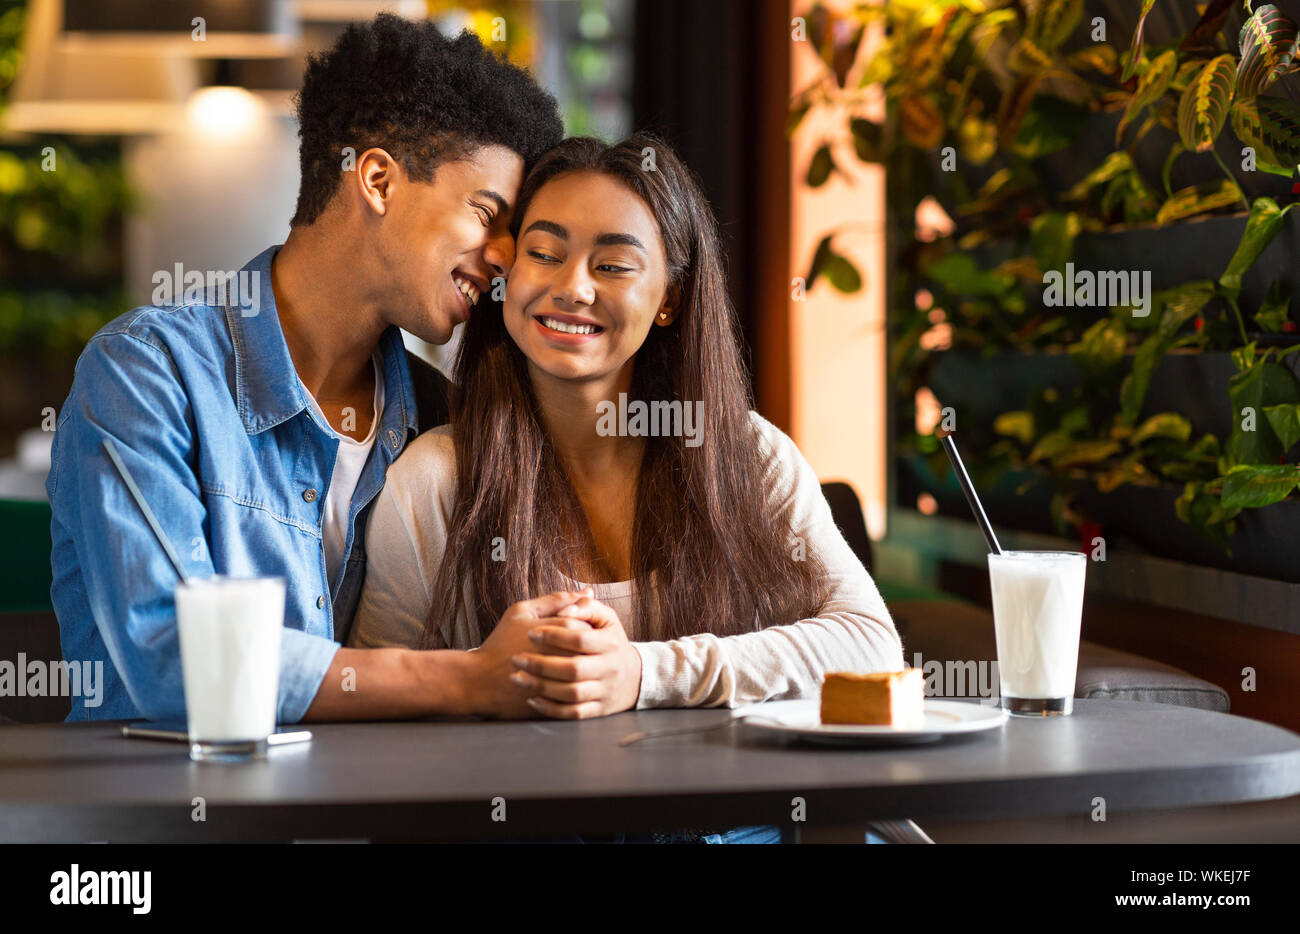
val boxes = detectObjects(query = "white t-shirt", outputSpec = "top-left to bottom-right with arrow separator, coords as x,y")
304,354 -> 385,587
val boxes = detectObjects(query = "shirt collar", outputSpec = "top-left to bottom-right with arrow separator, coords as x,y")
225,245 -> 420,449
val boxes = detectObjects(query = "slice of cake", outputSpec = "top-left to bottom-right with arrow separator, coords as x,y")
821,669 -> 925,727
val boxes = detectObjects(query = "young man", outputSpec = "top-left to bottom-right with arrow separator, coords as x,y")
48,14 -> 564,723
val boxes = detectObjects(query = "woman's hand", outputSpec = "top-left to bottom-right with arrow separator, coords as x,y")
509,595 -> 643,719
461,590 -> 594,719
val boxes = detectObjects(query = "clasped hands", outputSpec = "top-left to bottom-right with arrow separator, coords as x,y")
465,588 -> 642,720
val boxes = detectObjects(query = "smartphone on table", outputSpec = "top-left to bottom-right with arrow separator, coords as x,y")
120,722 -> 312,746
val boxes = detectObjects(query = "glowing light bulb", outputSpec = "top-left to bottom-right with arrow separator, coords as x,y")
185,86 -> 265,139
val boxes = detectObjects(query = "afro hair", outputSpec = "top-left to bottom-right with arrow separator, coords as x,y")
291,13 -> 564,226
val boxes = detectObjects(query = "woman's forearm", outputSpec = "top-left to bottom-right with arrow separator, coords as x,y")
634,610 -> 903,709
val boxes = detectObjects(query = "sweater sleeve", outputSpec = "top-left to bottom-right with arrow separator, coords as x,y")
631,412 -> 904,708
347,428 -> 454,651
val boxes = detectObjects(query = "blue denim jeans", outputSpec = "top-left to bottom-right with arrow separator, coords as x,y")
701,825 -> 785,844
701,825 -> 892,843
492,824 -> 893,843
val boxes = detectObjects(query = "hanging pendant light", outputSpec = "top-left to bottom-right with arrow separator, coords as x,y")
4,0 -> 198,135
61,0 -> 299,59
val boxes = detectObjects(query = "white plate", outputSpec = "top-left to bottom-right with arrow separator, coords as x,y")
736,698 -> 1008,747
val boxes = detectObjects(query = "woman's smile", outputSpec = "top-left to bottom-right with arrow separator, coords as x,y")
532,311 -> 606,344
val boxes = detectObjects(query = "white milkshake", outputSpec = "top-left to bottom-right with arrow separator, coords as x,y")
987,552 -> 1086,716
175,576 -> 285,760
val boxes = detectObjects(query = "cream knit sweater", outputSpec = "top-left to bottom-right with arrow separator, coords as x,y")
348,412 -> 904,708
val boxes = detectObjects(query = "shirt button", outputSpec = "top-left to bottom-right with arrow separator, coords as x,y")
303,488 -> 318,503
386,429 -> 399,448
317,595 -> 326,609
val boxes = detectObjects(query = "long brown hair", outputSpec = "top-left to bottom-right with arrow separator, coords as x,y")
427,133 -> 828,646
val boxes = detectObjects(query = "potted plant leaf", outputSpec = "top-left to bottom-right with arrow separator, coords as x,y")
793,0 -> 1300,581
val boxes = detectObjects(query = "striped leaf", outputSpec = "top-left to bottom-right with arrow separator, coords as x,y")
1231,97 -> 1277,161
1118,50 -> 1178,145
1171,58 -> 1206,93
1124,0 -> 1160,82
1026,0 -> 1084,51
1178,54 -> 1236,152
1255,94 -> 1300,163
1067,44 -> 1118,75
1008,36 -> 1054,74
1064,150 -> 1134,200
1236,3 -> 1299,97
1230,97 -> 1298,173
1156,178 -> 1243,225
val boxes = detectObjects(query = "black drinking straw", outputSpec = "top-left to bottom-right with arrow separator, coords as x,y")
937,429 -> 1003,555
103,437 -> 191,583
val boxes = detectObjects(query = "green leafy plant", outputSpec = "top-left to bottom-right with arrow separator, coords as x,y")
793,0 -> 1300,564
0,0 -> 131,357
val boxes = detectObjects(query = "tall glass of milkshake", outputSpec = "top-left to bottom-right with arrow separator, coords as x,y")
987,551 -> 1086,716
175,575 -> 285,761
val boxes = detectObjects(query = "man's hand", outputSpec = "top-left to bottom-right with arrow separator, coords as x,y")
462,590 -> 595,719
508,595 -> 642,719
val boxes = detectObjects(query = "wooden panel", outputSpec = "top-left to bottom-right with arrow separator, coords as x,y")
753,0 -> 793,430
1081,596 -> 1300,734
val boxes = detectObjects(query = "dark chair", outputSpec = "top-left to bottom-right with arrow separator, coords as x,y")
0,610 -> 69,723
820,481 -> 873,574
0,498 -> 66,723
819,481 -> 905,643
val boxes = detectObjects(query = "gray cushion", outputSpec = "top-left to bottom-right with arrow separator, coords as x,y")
889,598 -> 1230,713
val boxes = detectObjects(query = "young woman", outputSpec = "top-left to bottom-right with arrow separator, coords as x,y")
348,133 -> 904,724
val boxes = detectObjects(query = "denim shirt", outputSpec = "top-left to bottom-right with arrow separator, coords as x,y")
48,244 -> 439,723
